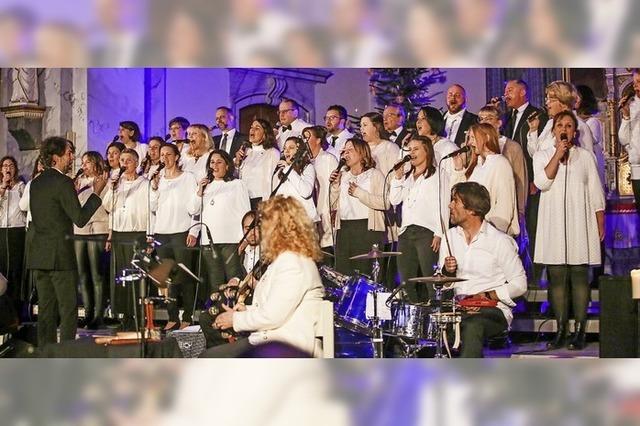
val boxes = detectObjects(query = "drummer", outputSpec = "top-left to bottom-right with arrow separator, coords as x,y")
438,182 -> 526,358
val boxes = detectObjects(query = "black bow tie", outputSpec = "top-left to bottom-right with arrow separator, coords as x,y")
281,125 -> 292,132
390,131 -> 397,137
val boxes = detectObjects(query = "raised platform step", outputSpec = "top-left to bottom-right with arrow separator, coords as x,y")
511,317 -> 599,334
523,288 -> 600,303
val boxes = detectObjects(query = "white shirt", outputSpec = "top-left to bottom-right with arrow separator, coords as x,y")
0,181 -> 26,228
127,141 -> 148,167
239,144 -> 280,200
388,126 -> 404,145
18,179 -> 33,226
276,118 -> 312,151
326,129 -> 354,155
438,221 -> 527,325
218,128 -> 237,154
188,179 -> 251,245
389,170 -> 449,237
102,176 -> 150,233
272,163 -> 319,222
444,109 -> 466,142
339,169 -> 373,220
511,102 -> 530,139
74,176 -> 109,235
243,245 -> 260,276
370,140 -> 401,177
233,251 -> 324,354
150,172 -> 198,235
312,150 -> 338,247
533,145 -> 605,265
619,95 -> 640,178
468,154 -> 520,236
180,149 -> 212,182
432,137 -> 458,165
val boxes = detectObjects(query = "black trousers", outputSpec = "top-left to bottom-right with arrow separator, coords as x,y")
155,232 -> 196,323
199,337 -> 253,358
111,231 -> 147,319
33,269 -> 78,348
198,309 -> 230,348
202,244 -> 243,296
460,307 -> 508,358
397,225 -> 438,303
335,219 -> 385,278
0,227 -> 26,305
525,192 -> 542,284
74,237 -> 107,321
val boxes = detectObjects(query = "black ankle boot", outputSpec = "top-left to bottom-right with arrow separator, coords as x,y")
567,321 -> 587,351
547,321 -> 567,350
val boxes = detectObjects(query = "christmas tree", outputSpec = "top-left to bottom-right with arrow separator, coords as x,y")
368,68 -> 447,127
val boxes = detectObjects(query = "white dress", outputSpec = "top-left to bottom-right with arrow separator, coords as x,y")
533,145 -> 605,265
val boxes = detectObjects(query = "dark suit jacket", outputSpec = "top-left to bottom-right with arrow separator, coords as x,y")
502,104 -> 549,183
452,110 -> 479,147
27,168 -> 102,271
214,130 -> 246,159
392,127 -> 411,148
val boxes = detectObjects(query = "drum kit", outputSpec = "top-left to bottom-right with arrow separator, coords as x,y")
321,244 -> 466,358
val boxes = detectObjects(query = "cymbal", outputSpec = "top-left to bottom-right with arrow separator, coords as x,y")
349,248 -> 402,260
408,275 -> 467,284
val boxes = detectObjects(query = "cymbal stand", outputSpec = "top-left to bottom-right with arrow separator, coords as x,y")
370,244 -> 383,358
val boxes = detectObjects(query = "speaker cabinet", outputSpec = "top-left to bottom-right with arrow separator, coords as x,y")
599,276 -> 639,358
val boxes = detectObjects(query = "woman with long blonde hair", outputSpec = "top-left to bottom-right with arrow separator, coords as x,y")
201,196 -> 324,358
181,123 -> 214,181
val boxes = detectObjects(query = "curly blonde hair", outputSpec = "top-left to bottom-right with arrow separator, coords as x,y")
258,196 -> 322,263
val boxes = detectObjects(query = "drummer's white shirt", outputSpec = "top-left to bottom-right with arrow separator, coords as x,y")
437,221 -> 526,326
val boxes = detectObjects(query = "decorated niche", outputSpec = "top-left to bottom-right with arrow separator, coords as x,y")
228,68 -> 333,136
0,68 -> 46,151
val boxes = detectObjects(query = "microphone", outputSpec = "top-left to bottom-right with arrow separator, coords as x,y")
74,169 -> 84,180
441,145 -> 471,160
386,281 -> 408,306
392,154 -> 412,171
560,132 -> 570,163
333,158 -> 346,174
204,225 -> 218,259
273,152 -> 287,176
150,162 -> 165,179
618,93 -> 633,110
201,169 -> 214,191
112,135 -> 120,142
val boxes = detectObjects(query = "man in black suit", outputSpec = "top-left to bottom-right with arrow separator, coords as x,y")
501,79 -> 548,286
444,84 -> 478,147
383,104 -> 410,148
28,137 -> 107,348
213,106 -> 246,159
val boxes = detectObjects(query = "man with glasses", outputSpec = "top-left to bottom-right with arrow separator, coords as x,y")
168,116 -> 190,154
383,104 -> 410,148
275,98 -> 311,151
324,104 -> 354,155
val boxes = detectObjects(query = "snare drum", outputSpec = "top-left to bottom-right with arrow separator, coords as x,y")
319,265 -> 350,301
385,302 -> 436,340
335,275 -> 381,336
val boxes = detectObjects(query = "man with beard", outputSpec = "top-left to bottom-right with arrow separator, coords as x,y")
28,137 -> 107,348
444,84 -> 478,147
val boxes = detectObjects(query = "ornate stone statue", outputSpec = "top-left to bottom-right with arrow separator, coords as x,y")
10,68 -> 39,105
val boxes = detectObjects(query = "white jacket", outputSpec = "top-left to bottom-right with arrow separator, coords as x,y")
233,251 -> 324,355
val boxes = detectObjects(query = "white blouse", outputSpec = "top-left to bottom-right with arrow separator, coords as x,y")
271,163 -> 319,222
181,150 -> 213,182
74,176 -> 109,235
188,179 -> 251,245
239,145 -> 280,200
389,170 -> 449,237
312,150 -> 338,247
339,169 -> 373,220
102,176 -> 151,233
150,171 -> 198,234
0,182 -> 26,228
370,140 -> 401,176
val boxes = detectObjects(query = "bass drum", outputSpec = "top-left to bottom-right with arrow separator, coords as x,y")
334,326 -> 374,358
